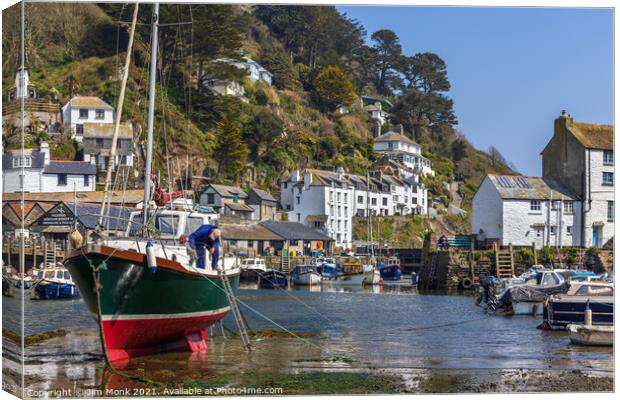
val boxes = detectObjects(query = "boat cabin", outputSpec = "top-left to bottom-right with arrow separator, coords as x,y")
239,258 -> 266,270
126,207 -> 218,240
566,281 -> 614,296
37,267 -> 74,285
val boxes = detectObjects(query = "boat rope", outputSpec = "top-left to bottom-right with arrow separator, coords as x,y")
199,274 -> 349,358
253,270 -> 341,327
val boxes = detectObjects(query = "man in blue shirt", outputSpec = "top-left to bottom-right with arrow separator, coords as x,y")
187,224 -> 221,269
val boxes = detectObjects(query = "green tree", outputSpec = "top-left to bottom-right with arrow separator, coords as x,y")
403,52 -> 450,94
212,116 -> 249,182
370,29 -> 403,94
312,65 -> 357,112
244,110 -> 283,161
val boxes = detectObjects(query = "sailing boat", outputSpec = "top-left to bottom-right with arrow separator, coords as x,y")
362,172 -> 381,286
63,4 -> 240,362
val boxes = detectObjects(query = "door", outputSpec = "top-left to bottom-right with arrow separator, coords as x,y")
257,240 -> 264,255
593,226 -> 602,247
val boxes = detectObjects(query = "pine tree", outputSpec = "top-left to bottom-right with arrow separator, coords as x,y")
212,116 -> 249,183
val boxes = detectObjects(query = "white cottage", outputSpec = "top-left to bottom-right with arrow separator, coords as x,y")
373,131 -> 434,177
62,96 -> 115,142
472,174 -> 581,247
2,142 -> 96,193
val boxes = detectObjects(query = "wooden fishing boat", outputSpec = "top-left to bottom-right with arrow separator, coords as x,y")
568,324 -> 613,346
291,265 -> 322,286
259,269 -> 288,288
379,257 -> 402,281
239,258 -> 267,283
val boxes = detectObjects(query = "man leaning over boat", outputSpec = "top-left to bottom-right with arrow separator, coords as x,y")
187,225 -> 221,270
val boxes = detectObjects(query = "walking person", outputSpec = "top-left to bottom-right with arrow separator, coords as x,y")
187,224 -> 221,270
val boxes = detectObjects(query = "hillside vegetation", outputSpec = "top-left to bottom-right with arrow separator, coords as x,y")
2,3 -> 513,201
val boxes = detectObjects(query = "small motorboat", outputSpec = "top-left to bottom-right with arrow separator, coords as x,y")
568,324 -> 613,346
543,281 -> 614,329
31,266 -> 80,300
239,258 -> 267,283
291,265 -> 322,286
378,257 -> 401,281
258,269 -> 288,289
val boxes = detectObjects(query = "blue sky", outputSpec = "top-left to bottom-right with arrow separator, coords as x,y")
337,6 -> 613,176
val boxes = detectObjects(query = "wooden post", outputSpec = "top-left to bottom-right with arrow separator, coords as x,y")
509,243 -> 515,276
43,239 -> 48,266
532,242 -> 538,265
469,234 -> 475,281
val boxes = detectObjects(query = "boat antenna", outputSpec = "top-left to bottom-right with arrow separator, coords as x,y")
142,2 -> 159,233
97,3 -> 139,234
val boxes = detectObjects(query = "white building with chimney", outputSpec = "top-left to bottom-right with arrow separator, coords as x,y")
2,142 -> 97,193
62,96 -> 115,142
472,174 -> 581,247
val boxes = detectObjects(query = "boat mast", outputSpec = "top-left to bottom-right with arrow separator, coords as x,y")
142,3 -> 159,231
97,3 -> 139,232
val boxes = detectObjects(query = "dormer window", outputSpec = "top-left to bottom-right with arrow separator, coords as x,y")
12,156 -> 31,168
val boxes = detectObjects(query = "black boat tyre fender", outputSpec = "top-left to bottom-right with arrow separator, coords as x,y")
461,277 -> 473,290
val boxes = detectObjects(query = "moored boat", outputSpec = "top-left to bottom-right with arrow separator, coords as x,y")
378,257 -> 401,281
239,258 -> 267,283
259,269 -> 288,288
31,265 -> 80,300
316,257 -> 338,280
362,267 -> 382,285
568,324 -> 613,346
291,265 -> 322,286
543,281 -> 614,329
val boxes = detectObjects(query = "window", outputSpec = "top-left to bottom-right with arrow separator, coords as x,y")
84,174 -> 89,186
232,193 -> 239,203
229,240 -> 237,246
603,150 -> 614,165
337,192 -> 341,202
382,198 -> 388,206
76,124 -> 84,135
57,174 -> 67,186
155,214 -> 180,234
185,217 -> 205,236
551,201 -> 559,211
357,195 -> 364,204
286,204 -> 291,211
567,226 -> 572,235
95,109 -> 105,119
79,109 -> 88,118
530,200 -> 541,211
563,201 -> 574,214
297,213 -> 300,222
206,193 -> 215,204
393,195 -> 398,202
536,228 -> 542,237
550,226 -> 556,235
371,198 -> 377,206
344,193 -> 348,203
12,156 -> 31,168
608,201 -> 614,222
603,172 -> 613,186
296,196 -> 300,204
283,182 -> 288,189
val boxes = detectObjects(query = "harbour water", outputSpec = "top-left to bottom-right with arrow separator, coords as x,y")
2,284 -> 614,395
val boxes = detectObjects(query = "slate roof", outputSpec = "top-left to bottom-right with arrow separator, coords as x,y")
374,131 -> 418,146
43,161 -> 97,175
569,122 -> 613,150
487,174 -> 578,201
63,201 -> 134,232
2,150 -> 45,170
248,188 -> 277,202
224,201 -> 254,212
220,223 -> 281,241
2,190 -> 145,205
260,220 -> 333,241
67,96 -> 113,110
207,184 -> 248,199
83,122 -> 133,139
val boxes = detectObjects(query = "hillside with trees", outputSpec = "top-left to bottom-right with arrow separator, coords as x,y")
2,3 -> 513,210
